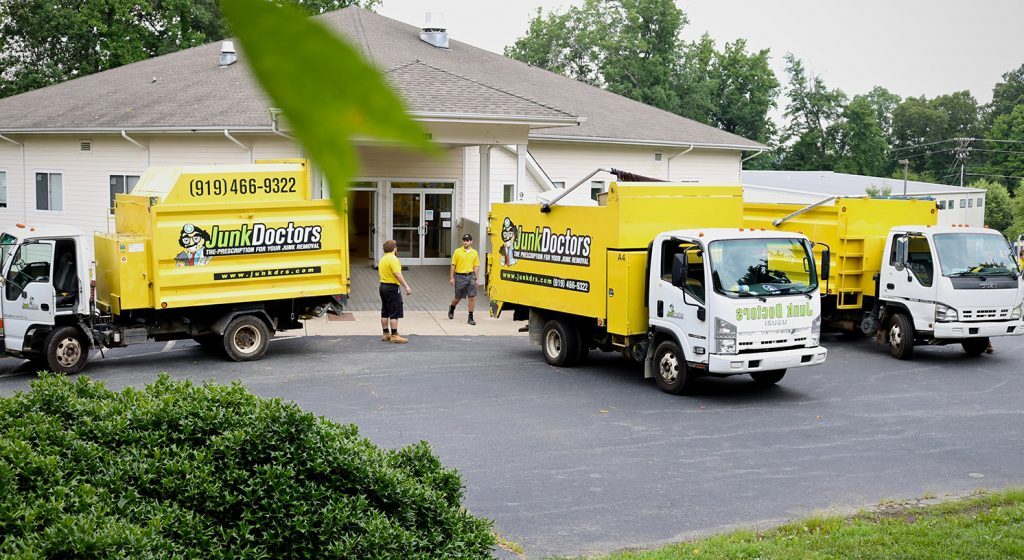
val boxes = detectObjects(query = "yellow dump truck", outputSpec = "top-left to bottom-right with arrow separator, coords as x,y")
0,159 -> 348,373
745,198 -> 1024,358
488,182 -> 828,395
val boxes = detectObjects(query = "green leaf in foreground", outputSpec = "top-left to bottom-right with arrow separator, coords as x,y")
221,0 -> 435,213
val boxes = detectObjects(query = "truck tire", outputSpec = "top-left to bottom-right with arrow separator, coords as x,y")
654,340 -> 693,395
193,335 -> 224,354
43,325 -> 89,374
750,370 -> 786,386
961,337 -> 990,356
222,316 -> 271,362
542,319 -> 579,367
887,312 -> 915,360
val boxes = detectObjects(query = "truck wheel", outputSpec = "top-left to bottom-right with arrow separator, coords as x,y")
654,340 -> 693,395
750,370 -> 786,386
961,337 -> 990,356
222,316 -> 270,362
542,319 -> 579,367
887,313 -> 915,360
43,326 -> 89,374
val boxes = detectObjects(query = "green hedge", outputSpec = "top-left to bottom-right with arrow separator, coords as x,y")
0,373 -> 495,558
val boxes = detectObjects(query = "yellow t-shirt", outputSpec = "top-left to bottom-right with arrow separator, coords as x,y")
378,252 -> 402,284
451,247 -> 479,274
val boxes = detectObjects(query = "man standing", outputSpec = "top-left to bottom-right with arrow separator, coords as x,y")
379,239 -> 412,343
449,233 -> 480,325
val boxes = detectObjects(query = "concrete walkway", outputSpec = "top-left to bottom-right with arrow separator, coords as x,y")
301,310 -> 526,338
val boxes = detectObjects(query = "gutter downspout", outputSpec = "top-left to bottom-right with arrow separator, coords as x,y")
741,149 -> 765,164
665,145 -> 694,180
120,130 -> 150,167
224,130 -> 253,163
0,134 -> 27,223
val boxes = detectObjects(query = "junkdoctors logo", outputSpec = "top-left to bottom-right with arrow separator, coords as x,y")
502,217 -> 592,267
205,221 -> 323,256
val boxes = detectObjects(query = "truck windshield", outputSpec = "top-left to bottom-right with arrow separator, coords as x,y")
0,232 -> 17,268
709,238 -> 818,297
933,233 -> 1020,277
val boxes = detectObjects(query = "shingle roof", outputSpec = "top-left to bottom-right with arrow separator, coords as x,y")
0,7 -> 764,149
742,170 -> 985,196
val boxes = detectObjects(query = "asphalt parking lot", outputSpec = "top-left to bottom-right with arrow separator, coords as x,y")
2,332 -> 1023,558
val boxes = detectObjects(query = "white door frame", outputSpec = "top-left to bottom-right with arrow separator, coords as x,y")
385,179 -> 458,266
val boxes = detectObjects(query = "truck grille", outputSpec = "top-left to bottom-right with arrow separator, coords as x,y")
960,308 -> 1011,321
737,331 -> 809,353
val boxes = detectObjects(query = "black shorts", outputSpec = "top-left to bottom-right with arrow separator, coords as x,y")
379,283 -> 404,319
454,273 -> 477,299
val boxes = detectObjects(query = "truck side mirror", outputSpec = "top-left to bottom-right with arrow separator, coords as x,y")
671,253 -> 686,288
894,236 -> 908,271
820,249 -> 830,281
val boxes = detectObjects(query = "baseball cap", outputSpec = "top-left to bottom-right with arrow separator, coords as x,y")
462,233 -> 473,241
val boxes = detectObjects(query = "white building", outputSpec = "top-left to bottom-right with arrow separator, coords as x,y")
742,170 -> 986,227
0,7 -> 764,268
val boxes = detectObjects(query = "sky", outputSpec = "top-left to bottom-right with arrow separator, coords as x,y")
377,0 -> 1024,105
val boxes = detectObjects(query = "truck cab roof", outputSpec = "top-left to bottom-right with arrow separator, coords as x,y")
891,225 -> 1001,236
1,225 -> 88,242
662,228 -> 808,241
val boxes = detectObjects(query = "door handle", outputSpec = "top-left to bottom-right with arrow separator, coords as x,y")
886,283 -> 894,290
41,304 -> 49,311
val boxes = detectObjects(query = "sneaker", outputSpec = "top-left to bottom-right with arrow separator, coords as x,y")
380,333 -> 391,342
467,316 -> 476,326
448,306 -> 455,320
390,334 -> 409,344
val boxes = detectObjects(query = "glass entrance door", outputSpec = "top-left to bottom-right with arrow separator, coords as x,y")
389,189 -> 453,265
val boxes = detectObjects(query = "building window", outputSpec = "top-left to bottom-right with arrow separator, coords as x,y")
503,184 -> 515,203
960,199 -> 966,208
35,172 -> 63,211
968,198 -> 973,208
0,171 -> 6,208
590,180 -> 605,201
109,174 -> 140,213
937,200 -> 946,210
977,197 -> 983,207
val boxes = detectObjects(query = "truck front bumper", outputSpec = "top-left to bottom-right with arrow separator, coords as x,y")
933,321 -> 1023,338
707,346 -> 827,375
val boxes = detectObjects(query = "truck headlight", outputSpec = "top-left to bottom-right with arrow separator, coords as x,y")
809,315 -> 821,346
935,303 -> 959,323
715,318 -> 737,355
1012,304 -> 1023,320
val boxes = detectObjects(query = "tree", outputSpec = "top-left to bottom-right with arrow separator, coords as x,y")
864,184 -> 892,198
988,63 -> 1024,126
977,105 -> 1024,192
834,96 -> 889,176
970,179 -> 1014,233
706,39 -> 779,144
859,86 -> 901,139
0,0 -> 380,99
778,54 -> 847,170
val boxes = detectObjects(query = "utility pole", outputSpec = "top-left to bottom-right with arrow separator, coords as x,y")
952,138 -> 971,187
898,159 -> 909,196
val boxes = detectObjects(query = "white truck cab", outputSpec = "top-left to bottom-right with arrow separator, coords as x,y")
878,225 -> 1024,358
645,228 -> 828,392
0,226 -> 91,366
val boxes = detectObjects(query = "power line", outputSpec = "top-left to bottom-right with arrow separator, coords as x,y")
892,138 -> 959,152
968,148 -> 1024,155
965,172 -> 1024,181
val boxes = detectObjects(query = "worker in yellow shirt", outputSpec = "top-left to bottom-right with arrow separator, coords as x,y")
378,239 -> 412,343
449,233 -> 480,325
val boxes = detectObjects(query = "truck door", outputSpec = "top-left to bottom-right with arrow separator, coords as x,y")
2,240 -> 57,353
650,238 -> 710,360
881,233 -> 936,328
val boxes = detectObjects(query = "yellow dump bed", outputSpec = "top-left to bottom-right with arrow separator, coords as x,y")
744,198 -> 937,309
94,159 -> 349,314
488,183 -> 744,336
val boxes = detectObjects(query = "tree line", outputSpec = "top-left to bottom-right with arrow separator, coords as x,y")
505,0 -> 1024,237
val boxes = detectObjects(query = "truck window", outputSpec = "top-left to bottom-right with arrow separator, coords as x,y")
933,233 -> 1019,277
905,235 -> 933,287
661,240 -> 705,303
4,242 -> 53,300
709,238 -> 817,297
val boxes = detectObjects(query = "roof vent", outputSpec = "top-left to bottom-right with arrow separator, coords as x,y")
219,41 -> 237,67
79,139 -> 92,153
420,12 -> 448,49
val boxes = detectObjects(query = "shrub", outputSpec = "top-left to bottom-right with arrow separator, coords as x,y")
0,373 -> 495,558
